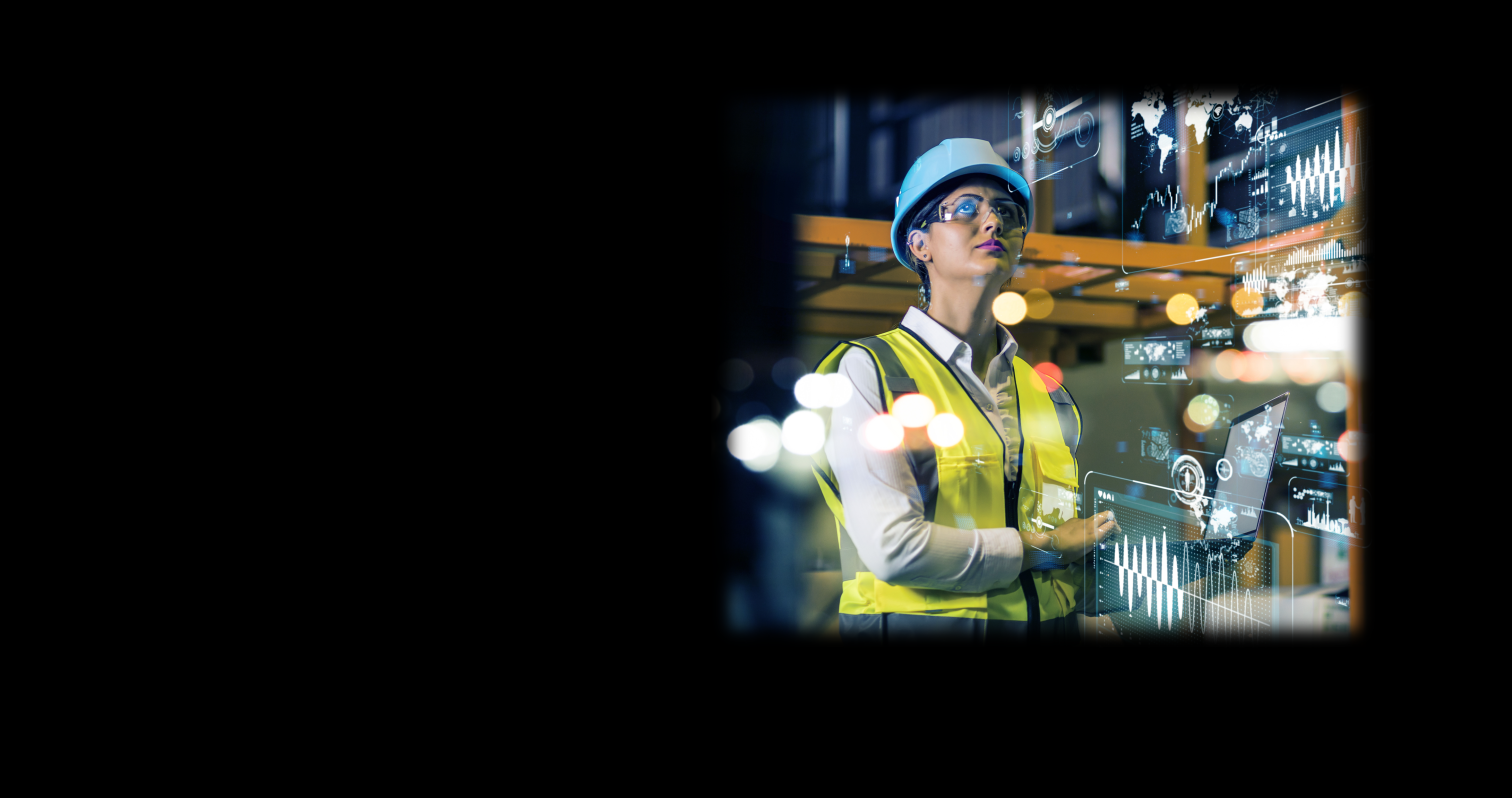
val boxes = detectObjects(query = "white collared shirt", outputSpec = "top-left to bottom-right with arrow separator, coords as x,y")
824,306 -> 1027,593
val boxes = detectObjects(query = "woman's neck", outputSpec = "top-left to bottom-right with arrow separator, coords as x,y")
926,275 -> 1008,377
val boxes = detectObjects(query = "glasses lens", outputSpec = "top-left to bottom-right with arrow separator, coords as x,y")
992,200 -> 1025,227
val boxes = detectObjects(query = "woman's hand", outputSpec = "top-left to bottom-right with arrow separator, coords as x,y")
1021,510 -> 1121,565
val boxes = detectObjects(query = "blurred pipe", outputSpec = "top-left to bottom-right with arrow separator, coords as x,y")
1342,87 -> 1366,641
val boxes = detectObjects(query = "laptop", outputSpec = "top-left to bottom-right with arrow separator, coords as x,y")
1205,392 -> 1290,541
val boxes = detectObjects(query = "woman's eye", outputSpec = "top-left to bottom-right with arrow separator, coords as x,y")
955,200 -> 977,217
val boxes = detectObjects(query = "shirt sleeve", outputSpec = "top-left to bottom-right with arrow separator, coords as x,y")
825,346 -> 1024,593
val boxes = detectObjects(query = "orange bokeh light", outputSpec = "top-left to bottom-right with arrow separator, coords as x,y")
1024,288 -> 1055,320
1214,348 -> 1245,381
1238,351 -> 1272,382
1166,292 -> 1198,326
1281,353 -> 1331,385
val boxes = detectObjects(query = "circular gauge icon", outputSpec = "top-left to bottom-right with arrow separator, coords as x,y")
1309,458 -> 1318,469
1043,106 -> 1056,132
1076,111 -> 1095,147
1170,454 -> 1206,510
1216,458 -> 1234,481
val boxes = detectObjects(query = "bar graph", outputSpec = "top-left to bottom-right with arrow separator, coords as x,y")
1288,478 -> 1366,544
1282,237 -> 1365,267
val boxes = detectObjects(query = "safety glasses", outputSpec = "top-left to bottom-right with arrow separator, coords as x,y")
936,196 -> 1027,229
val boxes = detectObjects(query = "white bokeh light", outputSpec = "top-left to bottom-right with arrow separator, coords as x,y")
892,393 -> 936,428
793,373 -> 827,409
1242,317 -> 1353,352
927,413 -> 965,447
822,372 -> 854,407
727,417 -> 781,461
1317,381 -> 1348,414
781,410 -> 826,455
863,414 -> 904,451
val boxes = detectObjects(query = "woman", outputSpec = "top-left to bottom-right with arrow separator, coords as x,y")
811,138 -> 1121,642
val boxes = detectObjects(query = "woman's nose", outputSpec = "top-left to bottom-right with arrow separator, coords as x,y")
982,212 -> 999,236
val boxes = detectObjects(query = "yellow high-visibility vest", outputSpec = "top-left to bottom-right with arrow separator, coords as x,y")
811,326 -> 1086,626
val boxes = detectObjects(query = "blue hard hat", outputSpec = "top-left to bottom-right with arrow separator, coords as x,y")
890,138 -> 1033,273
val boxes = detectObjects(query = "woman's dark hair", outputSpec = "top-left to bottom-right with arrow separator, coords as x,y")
900,173 -> 1013,298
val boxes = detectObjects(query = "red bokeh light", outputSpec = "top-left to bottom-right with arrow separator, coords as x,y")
1034,362 -> 1064,390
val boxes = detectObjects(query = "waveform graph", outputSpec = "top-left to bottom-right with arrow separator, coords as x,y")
1263,108 -> 1367,238
1097,529 -> 1276,642
1282,127 -> 1352,217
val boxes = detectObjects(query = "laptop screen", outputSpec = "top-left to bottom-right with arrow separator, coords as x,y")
1210,393 -> 1289,540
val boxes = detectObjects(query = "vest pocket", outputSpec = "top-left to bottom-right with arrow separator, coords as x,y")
1023,436 -> 1080,537
936,450 -> 1004,533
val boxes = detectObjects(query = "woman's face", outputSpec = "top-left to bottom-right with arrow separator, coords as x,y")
908,181 -> 1025,285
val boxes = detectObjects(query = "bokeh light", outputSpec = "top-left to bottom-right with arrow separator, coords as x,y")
927,412 -> 965,447
863,414 -> 904,451
1338,430 -> 1364,462
793,373 -> 827,409
821,372 -> 854,407
1244,318 -> 1352,352
728,417 -> 781,471
771,357 -> 807,390
1238,351 -> 1272,382
1034,362 -> 1063,389
1317,381 -> 1349,414
1232,287 -> 1264,317
720,358 -> 754,391
1281,353 -> 1331,384
892,393 -> 936,428
743,448 -> 779,472
1187,394 -> 1219,429
1166,292 -> 1198,325
781,410 -> 826,455
1213,348 -> 1245,382
1024,288 -> 1055,320
1338,291 -> 1367,317
993,291 -> 1027,325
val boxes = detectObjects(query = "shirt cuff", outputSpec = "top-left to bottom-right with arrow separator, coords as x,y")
976,526 -> 1025,591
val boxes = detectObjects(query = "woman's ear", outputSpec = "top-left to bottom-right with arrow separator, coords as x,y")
908,230 -> 929,263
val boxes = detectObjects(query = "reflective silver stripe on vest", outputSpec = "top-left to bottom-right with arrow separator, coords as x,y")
838,520 -> 864,582
855,335 -> 939,523
854,335 -> 915,408
839,613 -> 1081,642
1047,385 -> 1080,453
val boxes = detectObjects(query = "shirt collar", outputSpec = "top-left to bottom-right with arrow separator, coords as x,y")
900,306 -> 1018,366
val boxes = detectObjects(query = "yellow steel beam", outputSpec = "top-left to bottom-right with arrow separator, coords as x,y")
796,311 -> 902,339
